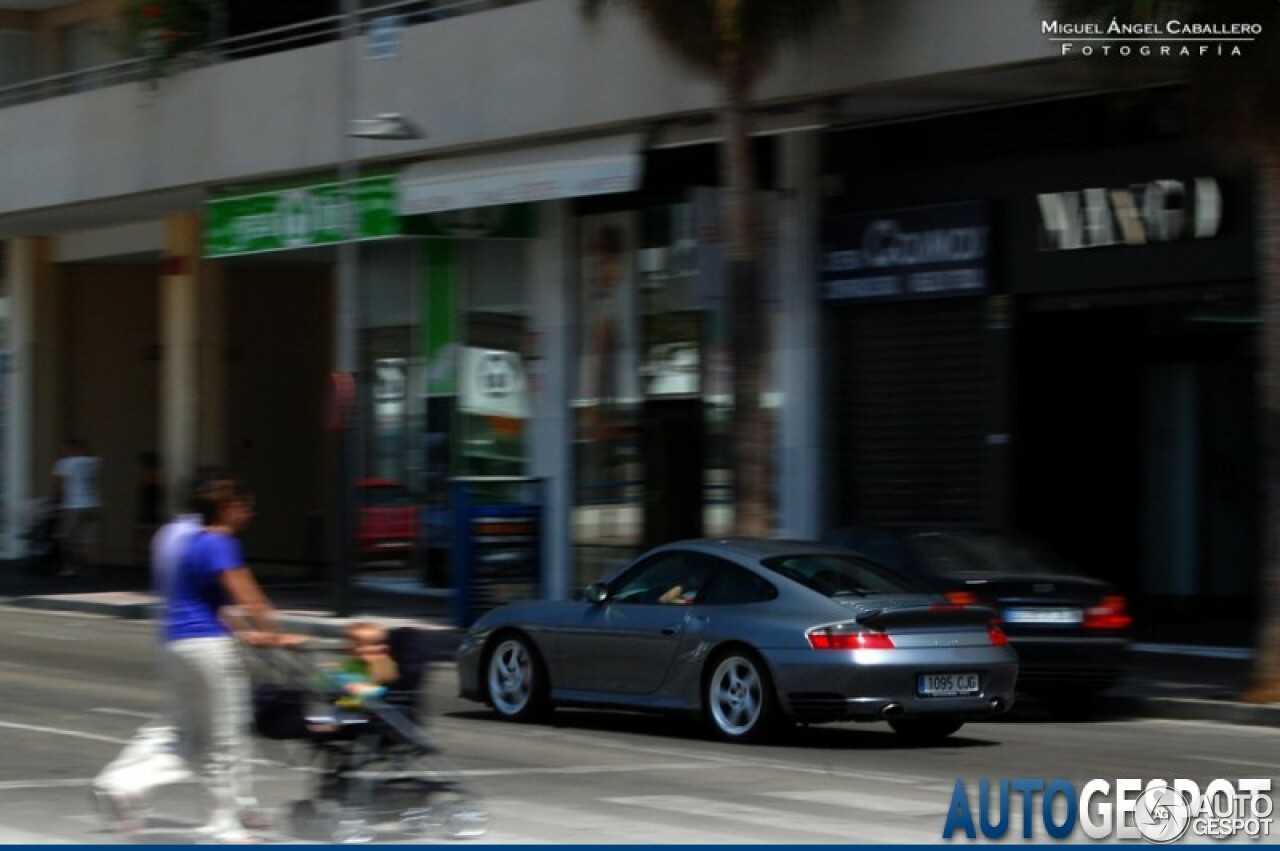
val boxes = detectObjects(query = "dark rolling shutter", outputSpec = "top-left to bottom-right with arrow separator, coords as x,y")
832,299 -> 991,526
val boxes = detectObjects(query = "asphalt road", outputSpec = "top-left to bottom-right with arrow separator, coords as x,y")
0,607 -> 1276,845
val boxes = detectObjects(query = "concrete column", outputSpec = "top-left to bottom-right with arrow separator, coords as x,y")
529,201 -> 573,599
4,237 -> 55,558
775,131 -> 824,539
161,212 -> 201,516
197,260 -> 227,470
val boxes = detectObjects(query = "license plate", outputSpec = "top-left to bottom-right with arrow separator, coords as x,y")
918,672 -> 980,697
1002,607 -> 1083,625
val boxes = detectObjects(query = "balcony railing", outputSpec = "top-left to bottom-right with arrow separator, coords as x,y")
0,0 -> 528,109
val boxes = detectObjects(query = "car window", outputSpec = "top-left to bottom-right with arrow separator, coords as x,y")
911,532 -> 1083,578
761,553 -> 927,597
700,562 -> 777,606
610,551 -> 715,605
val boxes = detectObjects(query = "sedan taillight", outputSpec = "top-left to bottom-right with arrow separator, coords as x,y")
988,623 -> 1010,646
807,627 -> 895,650
1084,595 -> 1133,630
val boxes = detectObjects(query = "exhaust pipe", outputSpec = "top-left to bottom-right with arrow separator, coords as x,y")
880,703 -> 905,719
989,697 -> 1005,713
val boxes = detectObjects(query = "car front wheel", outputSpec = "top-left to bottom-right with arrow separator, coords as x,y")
485,634 -> 549,722
704,650 -> 778,743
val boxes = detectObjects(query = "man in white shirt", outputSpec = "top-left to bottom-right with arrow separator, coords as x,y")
52,438 -> 101,576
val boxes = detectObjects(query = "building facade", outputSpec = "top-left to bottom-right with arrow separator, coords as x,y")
0,0 -> 1253,629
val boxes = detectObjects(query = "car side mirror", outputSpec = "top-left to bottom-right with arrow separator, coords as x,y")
584,582 -> 610,604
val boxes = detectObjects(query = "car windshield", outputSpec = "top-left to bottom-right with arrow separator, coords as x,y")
912,532 -> 1082,578
760,553 -> 927,597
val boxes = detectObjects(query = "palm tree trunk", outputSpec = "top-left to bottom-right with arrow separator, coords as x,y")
718,11 -> 769,537
1246,145 -> 1280,704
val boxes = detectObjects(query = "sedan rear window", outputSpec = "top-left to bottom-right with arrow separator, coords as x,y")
912,532 -> 1082,578
761,553 -> 927,597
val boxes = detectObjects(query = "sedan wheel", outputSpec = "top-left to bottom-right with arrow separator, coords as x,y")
704,651 -> 778,743
888,717 -> 964,743
485,634 -> 548,722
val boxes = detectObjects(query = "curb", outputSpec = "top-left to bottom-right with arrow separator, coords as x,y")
6,595 -> 1278,729
1106,695 -> 1280,729
4,593 -> 464,645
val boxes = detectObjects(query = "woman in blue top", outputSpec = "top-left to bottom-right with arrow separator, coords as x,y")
159,476 -> 287,843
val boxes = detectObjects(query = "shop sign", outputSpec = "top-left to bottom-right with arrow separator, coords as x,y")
821,203 -> 989,303
459,347 -> 529,420
204,174 -> 400,257
1037,177 -> 1221,251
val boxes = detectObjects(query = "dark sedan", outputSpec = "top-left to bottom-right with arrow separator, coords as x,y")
457,538 -> 1018,743
824,526 -> 1132,698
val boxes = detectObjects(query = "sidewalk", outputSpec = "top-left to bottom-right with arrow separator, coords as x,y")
5,581 -> 1280,730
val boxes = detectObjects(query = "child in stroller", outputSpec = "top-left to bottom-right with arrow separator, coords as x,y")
251,624 -> 488,843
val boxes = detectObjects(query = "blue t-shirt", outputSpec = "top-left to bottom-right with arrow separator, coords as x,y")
164,531 -> 242,642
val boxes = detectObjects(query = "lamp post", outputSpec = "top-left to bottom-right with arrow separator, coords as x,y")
332,1 -> 421,617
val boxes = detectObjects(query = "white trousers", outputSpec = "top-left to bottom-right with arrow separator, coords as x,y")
95,636 -> 258,833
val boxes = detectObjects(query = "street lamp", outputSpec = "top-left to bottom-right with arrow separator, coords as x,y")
333,2 -> 422,617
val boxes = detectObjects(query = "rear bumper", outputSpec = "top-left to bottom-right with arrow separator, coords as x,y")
1010,636 -> 1129,690
771,645 -> 1019,724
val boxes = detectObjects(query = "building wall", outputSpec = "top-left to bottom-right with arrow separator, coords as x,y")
223,263 -> 331,574
0,0 -> 1061,222
60,262 -> 158,568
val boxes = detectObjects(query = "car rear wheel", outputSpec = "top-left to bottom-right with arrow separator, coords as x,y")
704,650 -> 778,743
485,634 -> 548,722
888,717 -> 964,743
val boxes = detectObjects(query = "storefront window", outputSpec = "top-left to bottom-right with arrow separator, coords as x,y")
573,213 -> 644,585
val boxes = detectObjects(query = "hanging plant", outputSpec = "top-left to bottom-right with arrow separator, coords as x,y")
120,0 -> 217,81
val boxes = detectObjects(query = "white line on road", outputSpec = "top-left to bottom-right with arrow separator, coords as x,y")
0,778 -> 94,790
0,719 -> 126,746
1186,756 -> 1280,771
87,707 -> 153,719
419,761 -> 741,778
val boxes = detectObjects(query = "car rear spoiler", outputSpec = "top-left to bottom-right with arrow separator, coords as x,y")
856,603 -> 998,630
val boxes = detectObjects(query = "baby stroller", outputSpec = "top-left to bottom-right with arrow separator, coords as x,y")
22,497 -> 62,576
250,627 -> 489,843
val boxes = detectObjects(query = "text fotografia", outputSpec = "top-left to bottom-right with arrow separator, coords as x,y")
942,777 -> 1273,842
1043,19 -> 1260,57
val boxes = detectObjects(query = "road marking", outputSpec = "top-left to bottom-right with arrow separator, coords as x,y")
13,629 -> 82,642
417,761 -> 738,778
0,824 -> 82,843
0,719 -> 126,745
0,778 -> 94,790
1186,756 -> 1280,771
604,794 -> 939,842
764,788 -> 944,816
1130,643 -> 1252,660
87,707 -> 153,719
557,729 -> 938,785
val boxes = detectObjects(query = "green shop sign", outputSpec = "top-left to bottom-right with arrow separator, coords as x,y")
205,174 -> 400,257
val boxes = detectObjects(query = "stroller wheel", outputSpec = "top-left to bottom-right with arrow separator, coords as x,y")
399,806 -> 442,836
444,800 -> 489,840
331,811 -> 376,845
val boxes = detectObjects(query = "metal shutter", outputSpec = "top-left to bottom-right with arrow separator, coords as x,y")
832,299 -> 990,525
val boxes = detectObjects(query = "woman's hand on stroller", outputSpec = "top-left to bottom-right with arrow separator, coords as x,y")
239,630 -> 309,649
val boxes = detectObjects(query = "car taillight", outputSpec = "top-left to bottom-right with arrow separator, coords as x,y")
1084,595 -> 1133,630
807,627 -> 895,650
988,623 -> 1010,646
946,591 -> 978,606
